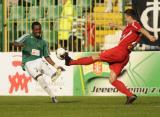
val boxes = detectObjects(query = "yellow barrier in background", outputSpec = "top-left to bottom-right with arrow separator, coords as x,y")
1,0 -> 130,52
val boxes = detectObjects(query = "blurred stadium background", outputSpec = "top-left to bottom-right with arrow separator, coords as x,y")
1,0 -> 159,52
0,0 -> 137,52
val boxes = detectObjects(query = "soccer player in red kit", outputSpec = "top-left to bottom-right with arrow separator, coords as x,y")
64,9 -> 156,104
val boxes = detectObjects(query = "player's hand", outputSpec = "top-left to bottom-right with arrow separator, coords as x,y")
57,66 -> 65,71
11,42 -> 25,47
149,35 -> 156,42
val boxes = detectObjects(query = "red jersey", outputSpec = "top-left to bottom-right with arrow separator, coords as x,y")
118,21 -> 142,49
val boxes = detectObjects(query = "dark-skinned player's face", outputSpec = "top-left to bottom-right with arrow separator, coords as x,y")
32,25 -> 42,39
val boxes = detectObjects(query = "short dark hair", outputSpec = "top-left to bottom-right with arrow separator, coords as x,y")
32,22 -> 41,30
124,9 -> 137,19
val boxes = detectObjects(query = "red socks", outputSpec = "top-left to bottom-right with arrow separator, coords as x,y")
70,56 -> 95,65
111,80 -> 133,97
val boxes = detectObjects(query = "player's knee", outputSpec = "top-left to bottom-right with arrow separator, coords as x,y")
109,71 -> 117,83
35,74 -> 43,81
109,77 -> 116,84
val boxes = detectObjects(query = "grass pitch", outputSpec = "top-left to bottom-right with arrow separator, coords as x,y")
0,96 -> 160,117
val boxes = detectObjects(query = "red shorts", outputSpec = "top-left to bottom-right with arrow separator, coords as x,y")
99,46 -> 129,76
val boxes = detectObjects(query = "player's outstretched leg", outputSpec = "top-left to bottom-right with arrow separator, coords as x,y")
64,53 -> 99,66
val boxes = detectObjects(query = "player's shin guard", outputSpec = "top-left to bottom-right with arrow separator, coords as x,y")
37,75 -> 55,98
70,56 -> 95,65
111,80 -> 133,97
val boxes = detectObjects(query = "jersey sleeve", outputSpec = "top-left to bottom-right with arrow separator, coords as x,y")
43,41 -> 50,57
132,22 -> 142,31
15,33 -> 30,43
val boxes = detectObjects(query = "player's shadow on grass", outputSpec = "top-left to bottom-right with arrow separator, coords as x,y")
58,100 -> 80,103
47,100 -> 80,104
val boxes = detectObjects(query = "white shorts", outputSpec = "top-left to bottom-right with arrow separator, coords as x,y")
25,58 -> 55,79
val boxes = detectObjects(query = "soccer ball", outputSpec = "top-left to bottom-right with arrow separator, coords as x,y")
56,48 -> 67,60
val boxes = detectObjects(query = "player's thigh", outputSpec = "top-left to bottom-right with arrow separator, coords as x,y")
109,56 -> 129,77
100,47 -> 127,62
99,47 -> 118,62
41,60 -> 55,77
25,61 -> 41,78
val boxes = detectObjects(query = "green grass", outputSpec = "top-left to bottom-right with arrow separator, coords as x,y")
0,96 -> 160,117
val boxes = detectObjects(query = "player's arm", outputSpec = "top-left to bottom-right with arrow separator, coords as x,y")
43,42 -> 59,69
43,42 -> 65,71
11,33 -> 30,47
11,42 -> 24,47
45,56 -> 57,68
109,23 -> 126,31
139,28 -> 156,42
45,56 -> 65,71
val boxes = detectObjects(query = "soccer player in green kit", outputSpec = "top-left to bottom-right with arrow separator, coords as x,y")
12,22 -> 65,103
